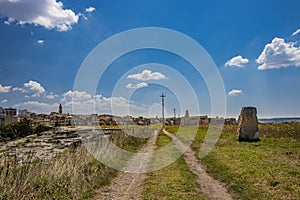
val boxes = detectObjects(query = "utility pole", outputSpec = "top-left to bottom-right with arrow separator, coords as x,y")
173,108 -> 176,118
160,93 -> 166,127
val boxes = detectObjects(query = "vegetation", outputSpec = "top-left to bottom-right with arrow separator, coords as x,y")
0,127 -> 149,199
166,123 -> 300,200
0,118 -> 52,142
142,132 -> 206,200
0,147 -> 116,200
109,127 -> 149,153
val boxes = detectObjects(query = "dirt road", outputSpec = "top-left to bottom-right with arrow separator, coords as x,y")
163,129 -> 233,200
95,130 -> 158,200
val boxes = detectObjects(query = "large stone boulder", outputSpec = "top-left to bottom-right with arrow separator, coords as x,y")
237,107 -> 259,141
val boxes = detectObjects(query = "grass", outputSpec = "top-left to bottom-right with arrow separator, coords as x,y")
166,123 -> 300,200
142,132 -> 206,200
0,147 -> 116,200
0,128 -> 149,199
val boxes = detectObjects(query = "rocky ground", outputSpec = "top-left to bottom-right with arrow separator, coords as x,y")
0,127 -> 82,164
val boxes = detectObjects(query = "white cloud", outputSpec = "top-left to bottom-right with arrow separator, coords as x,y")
24,80 -> 45,97
12,87 -> 24,92
37,39 -> 45,45
60,90 -> 142,115
13,80 -> 46,97
225,55 -> 249,67
0,84 -> 11,93
1,99 -> 8,104
0,0 -> 79,31
256,37 -> 300,70
127,70 -> 166,81
13,101 -> 58,114
126,82 -> 148,89
62,90 -> 92,102
45,92 -> 58,99
85,6 -> 96,13
228,89 -> 243,96
292,29 -> 300,37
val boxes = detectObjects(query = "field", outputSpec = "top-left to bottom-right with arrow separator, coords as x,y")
166,123 -> 300,199
0,128 -> 147,200
142,132 -> 206,200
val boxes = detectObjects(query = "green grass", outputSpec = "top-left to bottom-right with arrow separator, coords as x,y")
142,132 -> 206,200
166,123 -> 300,200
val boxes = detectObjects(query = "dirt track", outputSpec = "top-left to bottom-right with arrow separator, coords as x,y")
163,129 -> 233,200
95,130 -> 158,200
95,129 -> 232,200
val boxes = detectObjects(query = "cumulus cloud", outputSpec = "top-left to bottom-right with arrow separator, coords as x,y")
292,29 -> 300,37
225,55 -> 249,67
45,92 -> 58,99
0,84 -> 11,93
13,101 -> 59,114
127,70 -> 166,81
85,6 -> 96,13
256,37 -> 300,70
126,82 -> 148,89
227,89 -> 243,96
37,39 -> 45,45
62,90 -> 92,102
13,80 -> 46,97
24,80 -> 45,97
1,99 -> 8,104
60,90 -> 142,115
0,0 -> 79,31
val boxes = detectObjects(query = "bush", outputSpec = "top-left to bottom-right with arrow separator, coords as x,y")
0,118 -> 32,140
34,124 -> 52,135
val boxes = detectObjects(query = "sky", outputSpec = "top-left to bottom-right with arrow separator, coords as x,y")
0,0 -> 300,118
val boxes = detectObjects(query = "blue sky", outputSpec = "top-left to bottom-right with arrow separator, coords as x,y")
0,0 -> 300,118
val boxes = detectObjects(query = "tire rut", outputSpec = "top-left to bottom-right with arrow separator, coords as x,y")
94,130 -> 158,200
163,129 -> 233,200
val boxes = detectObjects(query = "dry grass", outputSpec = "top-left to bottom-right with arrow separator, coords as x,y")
0,147 -> 116,199
0,128 -> 149,199
166,123 -> 300,199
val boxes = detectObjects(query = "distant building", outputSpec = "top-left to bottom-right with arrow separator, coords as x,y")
59,104 -> 62,115
98,114 -> 117,126
49,104 -> 73,126
0,107 -> 5,128
5,108 -> 17,116
18,109 -> 30,119
181,110 -> 209,126
133,116 -> 150,126
225,118 -> 237,125
4,107 -> 18,126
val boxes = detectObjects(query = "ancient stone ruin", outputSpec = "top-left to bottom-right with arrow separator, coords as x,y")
237,106 -> 259,141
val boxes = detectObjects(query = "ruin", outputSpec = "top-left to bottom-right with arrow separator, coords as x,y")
237,106 -> 259,141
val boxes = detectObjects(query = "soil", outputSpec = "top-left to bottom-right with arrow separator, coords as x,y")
94,130 -> 158,200
163,129 -> 233,200
95,129 -> 232,200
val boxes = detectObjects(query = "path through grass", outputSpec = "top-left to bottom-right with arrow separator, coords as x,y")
166,124 -> 300,200
142,132 -> 206,200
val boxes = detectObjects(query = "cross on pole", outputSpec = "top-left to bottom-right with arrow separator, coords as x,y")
160,93 -> 166,127
173,108 -> 176,119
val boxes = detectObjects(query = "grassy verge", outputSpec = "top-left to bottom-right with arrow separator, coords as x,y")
0,129 -> 149,199
0,147 -> 116,200
166,124 -> 300,199
142,132 -> 206,200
